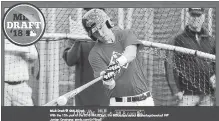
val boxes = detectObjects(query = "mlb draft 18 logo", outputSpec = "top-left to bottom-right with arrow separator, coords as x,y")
3,3 -> 46,46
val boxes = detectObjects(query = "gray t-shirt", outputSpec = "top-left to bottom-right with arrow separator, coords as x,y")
89,29 -> 149,97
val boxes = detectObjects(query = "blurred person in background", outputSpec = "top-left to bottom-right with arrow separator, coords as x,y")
172,8 -> 216,106
4,39 -> 38,106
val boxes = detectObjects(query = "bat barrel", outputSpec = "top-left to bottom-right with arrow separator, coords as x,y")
43,76 -> 103,106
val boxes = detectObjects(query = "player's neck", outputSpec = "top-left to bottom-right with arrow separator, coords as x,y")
106,32 -> 115,43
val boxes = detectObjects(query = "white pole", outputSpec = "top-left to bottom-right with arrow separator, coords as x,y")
118,8 -> 124,30
47,8 -> 59,102
126,8 -> 134,29
54,40 -> 59,99
38,41 -> 47,105
42,33 -> 90,40
181,8 -> 185,30
40,33 -> 215,60
77,8 -> 83,22
141,40 -> 215,60
38,8 -> 47,106
185,8 -> 189,26
208,8 -> 212,36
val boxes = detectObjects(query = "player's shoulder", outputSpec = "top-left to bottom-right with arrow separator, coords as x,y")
89,43 -> 101,58
114,29 -> 135,38
118,29 -> 134,35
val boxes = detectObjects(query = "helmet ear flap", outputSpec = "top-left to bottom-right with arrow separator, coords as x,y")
106,20 -> 113,28
90,35 -> 98,41
82,18 -> 98,41
82,19 -> 89,33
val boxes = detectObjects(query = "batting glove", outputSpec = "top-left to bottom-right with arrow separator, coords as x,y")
103,61 -> 121,81
103,70 -> 116,81
107,61 -> 121,73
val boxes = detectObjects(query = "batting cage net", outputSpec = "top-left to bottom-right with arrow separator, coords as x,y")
4,8 -> 216,106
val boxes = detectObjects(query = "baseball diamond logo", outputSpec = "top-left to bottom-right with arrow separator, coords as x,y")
109,51 -> 129,70
3,3 -> 46,46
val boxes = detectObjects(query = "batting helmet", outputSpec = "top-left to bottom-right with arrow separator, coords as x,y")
82,9 -> 113,41
83,8 -> 105,12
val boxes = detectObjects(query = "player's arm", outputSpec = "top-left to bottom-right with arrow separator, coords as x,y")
105,30 -> 139,80
20,45 -> 38,63
116,30 -> 140,66
117,45 -> 137,66
63,41 -> 81,66
89,50 -> 115,90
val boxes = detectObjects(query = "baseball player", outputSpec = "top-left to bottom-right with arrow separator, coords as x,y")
4,39 -> 38,106
173,8 -> 215,106
82,9 -> 154,106
62,8 -> 109,106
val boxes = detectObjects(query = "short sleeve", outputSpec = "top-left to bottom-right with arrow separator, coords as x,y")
88,49 -> 108,78
123,30 -> 142,48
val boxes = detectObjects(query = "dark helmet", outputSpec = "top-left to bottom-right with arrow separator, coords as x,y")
83,8 -> 105,12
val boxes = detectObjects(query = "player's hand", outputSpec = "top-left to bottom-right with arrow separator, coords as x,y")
100,71 -> 116,90
210,74 -> 216,89
102,70 -> 116,81
107,61 -> 121,74
102,61 -> 121,81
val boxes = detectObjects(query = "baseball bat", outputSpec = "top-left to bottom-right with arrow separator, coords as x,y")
43,76 -> 103,106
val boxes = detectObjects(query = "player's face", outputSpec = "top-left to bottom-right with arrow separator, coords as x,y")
93,23 -> 112,43
188,14 -> 205,32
